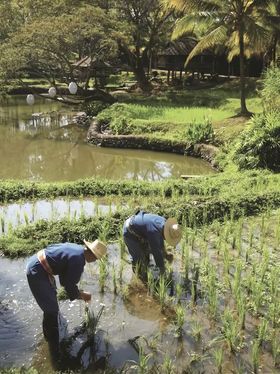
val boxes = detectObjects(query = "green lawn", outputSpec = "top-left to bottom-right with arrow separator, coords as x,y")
118,81 -> 262,143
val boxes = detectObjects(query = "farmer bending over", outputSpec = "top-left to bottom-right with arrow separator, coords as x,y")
123,210 -> 182,281
26,239 -> 107,366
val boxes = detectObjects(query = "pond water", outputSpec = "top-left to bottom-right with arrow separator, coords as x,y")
0,96 -> 215,182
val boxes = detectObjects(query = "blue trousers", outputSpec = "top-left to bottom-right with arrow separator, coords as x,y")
123,224 -> 149,280
26,254 -> 59,361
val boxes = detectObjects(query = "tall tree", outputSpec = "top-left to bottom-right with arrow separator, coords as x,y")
261,0 -> 280,65
115,0 -> 174,91
0,5 -> 117,103
166,0 -> 269,115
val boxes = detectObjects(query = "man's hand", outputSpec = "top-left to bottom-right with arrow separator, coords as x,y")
165,252 -> 174,263
79,291 -> 92,302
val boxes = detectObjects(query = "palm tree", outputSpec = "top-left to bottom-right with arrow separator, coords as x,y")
261,0 -> 280,66
166,0 -> 269,116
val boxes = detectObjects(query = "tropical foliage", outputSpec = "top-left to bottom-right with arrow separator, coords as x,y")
165,0 -> 270,115
232,110 -> 280,172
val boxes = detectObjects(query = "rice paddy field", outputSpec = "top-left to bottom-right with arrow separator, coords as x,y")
0,177 -> 280,373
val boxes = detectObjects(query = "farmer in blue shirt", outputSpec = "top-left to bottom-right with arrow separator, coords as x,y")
26,239 -> 107,365
123,210 -> 182,281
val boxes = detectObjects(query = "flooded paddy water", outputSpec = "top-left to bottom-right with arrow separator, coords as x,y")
1,209 -> 280,373
0,198 -> 117,235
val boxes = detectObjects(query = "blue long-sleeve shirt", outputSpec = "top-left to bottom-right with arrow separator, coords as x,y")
44,243 -> 85,300
130,211 -> 166,270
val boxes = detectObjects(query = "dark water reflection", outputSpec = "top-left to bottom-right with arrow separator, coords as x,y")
0,96 -> 215,182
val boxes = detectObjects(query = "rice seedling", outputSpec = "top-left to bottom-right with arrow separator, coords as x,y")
94,199 -> 100,216
147,268 -> 155,296
190,320 -> 203,342
16,211 -> 20,226
251,339 -> 260,374
76,305 -> 105,364
190,264 -> 200,307
98,257 -> 108,293
182,245 -> 190,282
175,282 -> 183,304
236,293 -> 247,330
112,264 -> 117,294
271,330 -> 280,367
221,309 -> 242,353
259,246 -> 269,283
23,211 -> 29,225
121,284 -> 130,301
205,263 -> 219,319
118,258 -> 125,285
256,318 -> 268,348
250,277 -> 264,315
213,347 -> 223,374
233,259 -> 243,300
98,220 -> 111,243
268,295 -> 280,329
161,355 -> 175,374
1,215 -> 5,233
118,228 -> 126,259
174,304 -> 185,338
7,222 -> 13,234
274,219 -> 280,248
127,345 -> 152,374
245,226 -> 254,263
155,275 -> 171,311
31,203 -> 36,222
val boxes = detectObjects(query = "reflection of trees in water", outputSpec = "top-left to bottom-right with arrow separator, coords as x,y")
87,151 -> 175,181
0,128 -> 213,181
0,137 -> 213,181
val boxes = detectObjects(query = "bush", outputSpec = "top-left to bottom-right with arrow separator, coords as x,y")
82,101 -> 109,117
185,119 -> 214,144
232,110 -> 280,171
96,103 -> 129,124
261,67 -> 280,111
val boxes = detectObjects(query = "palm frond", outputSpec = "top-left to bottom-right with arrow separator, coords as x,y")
163,0 -> 221,13
185,24 -> 227,65
172,13 -> 215,39
244,16 -> 270,52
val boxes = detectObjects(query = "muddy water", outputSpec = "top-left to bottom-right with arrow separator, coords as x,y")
1,234 -> 278,373
0,246 -> 169,371
0,96 -> 215,181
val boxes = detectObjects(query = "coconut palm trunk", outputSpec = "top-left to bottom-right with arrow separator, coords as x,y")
238,25 -> 249,115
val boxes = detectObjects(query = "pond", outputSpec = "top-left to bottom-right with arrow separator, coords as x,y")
0,96 -> 215,182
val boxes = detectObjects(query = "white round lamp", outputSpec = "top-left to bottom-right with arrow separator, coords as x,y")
26,94 -> 35,105
68,81 -> 78,95
48,87 -> 57,97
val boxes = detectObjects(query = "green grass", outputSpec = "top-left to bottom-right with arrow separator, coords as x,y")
125,104 -> 234,123
111,78 -> 262,143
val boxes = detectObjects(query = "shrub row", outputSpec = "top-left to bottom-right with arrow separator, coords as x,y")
1,171 -> 280,203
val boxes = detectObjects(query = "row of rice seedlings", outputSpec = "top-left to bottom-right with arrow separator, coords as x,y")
98,256 -> 108,293
80,206 -> 280,371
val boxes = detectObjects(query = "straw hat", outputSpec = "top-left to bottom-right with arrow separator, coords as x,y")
83,239 -> 107,259
164,218 -> 182,247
